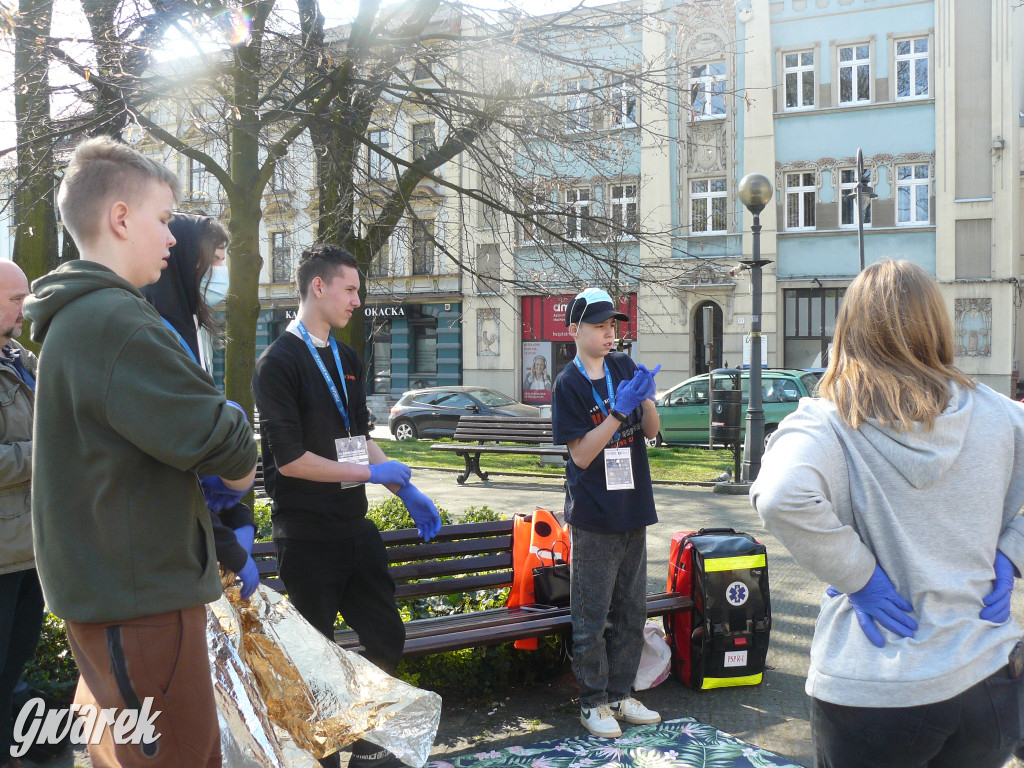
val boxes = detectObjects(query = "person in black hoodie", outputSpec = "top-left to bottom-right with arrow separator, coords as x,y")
141,213 -> 259,599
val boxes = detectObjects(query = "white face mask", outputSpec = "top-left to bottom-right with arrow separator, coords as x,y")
202,265 -> 229,306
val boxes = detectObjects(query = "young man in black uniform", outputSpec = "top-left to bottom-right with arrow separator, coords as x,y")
252,244 -> 441,768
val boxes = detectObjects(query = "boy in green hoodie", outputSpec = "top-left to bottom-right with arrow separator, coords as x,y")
23,136 -> 257,768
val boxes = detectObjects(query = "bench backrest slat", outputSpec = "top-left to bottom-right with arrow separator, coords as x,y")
254,520 -> 518,601
396,570 -> 512,599
390,552 -> 512,582
451,415 -> 556,446
387,536 -> 512,564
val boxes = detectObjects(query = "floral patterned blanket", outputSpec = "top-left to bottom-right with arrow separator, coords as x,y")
429,718 -> 804,768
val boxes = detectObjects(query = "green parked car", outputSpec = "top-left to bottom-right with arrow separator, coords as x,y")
653,369 -> 821,446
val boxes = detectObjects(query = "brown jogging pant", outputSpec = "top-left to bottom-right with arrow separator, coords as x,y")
65,605 -> 220,768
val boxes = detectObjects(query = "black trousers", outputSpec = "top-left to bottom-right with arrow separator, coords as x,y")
0,568 -> 44,759
811,665 -> 1024,768
275,517 -> 405,674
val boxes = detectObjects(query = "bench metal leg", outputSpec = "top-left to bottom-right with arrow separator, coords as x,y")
456,452 -> 489,483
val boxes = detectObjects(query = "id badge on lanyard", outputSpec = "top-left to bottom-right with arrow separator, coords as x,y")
296,322 -> 366,488
336,435 -> 370,489
604,446 -> 634,490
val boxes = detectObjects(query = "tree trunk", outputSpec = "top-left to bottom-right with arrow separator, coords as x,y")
13,0 -> 58,351
223,3 -> 268,418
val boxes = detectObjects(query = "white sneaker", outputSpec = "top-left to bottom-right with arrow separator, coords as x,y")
609,697 -> 661,725
580,704 -> 622,738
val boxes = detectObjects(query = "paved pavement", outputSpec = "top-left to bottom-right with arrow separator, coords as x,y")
50,446 -> 1024,767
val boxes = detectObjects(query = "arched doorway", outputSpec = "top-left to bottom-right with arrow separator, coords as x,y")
692,301 -> 723,375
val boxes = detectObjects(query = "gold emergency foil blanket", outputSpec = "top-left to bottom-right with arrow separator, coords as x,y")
213,582 -> 442,766
207,602 -> 319,767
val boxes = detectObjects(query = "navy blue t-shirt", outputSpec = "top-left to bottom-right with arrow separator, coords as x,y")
552,351 -> 657,533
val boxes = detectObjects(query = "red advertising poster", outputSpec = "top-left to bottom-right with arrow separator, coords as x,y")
522,341 -> 553,404
521,294 -> 637,341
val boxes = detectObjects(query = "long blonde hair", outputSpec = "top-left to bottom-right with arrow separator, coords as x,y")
818,260 -> 974,430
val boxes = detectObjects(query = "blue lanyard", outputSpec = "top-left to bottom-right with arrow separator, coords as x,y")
161,317 -> 200,367
296,322 -> 350,432
573,356 -> 618,439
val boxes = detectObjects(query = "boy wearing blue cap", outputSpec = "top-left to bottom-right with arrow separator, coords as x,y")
551,287 -> 663,738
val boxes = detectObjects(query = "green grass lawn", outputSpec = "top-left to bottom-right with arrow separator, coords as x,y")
381,438 -> 735,483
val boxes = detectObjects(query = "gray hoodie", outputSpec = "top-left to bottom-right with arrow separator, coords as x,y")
751,383 -> 1024,707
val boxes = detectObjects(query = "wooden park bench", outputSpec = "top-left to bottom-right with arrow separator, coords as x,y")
430,415 -> 570,484
252,518 -> 693,658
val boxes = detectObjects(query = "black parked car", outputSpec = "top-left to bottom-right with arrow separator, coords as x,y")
389,386 -> 541,440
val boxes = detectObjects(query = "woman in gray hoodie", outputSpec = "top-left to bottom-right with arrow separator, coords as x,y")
752,260 -> 1024,768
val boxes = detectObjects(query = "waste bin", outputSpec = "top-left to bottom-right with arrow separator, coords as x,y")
709,368 -> 742,447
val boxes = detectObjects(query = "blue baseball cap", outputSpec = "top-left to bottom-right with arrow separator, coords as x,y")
565,287 -> 629,326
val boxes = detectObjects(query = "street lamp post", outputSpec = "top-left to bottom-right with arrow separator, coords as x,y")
737,173 -> 774,484
855,148 -> 877,272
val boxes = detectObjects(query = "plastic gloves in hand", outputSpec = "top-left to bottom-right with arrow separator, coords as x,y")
236,555 -> 259,600
368,460 -> 412,487
636,364 -> 662,402
614,376 -> 646,416
980,549 -> 1016,623
826,564 -> 917,648
233,524 -> 255,557
200,476 -> 250,512
396,484 -> 442,542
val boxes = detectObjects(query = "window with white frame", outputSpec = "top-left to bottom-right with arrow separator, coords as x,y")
611,184 -> 638,234
784,51 -> 815,110
271,159 -> 289,192
688,62 -> 726,119
565,187 -> 591,240
785,172 -> 816,230
838,44 -> 870,104
896,37 -> 929,100
896,164 -> 930,225
411,220 -> 435,274
412,122 -> 436,161
519,190 -> 553,243
369,242 -> 389,278
609,75 -> 637,128
840,168 -> 872,228
271,231 -> 293,282
188,157 -> 208,198
368,129 -> 391,179
690,178 -> 727,233
566,78 -> 591,132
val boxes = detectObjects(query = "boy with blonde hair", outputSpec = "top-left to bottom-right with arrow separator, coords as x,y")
23,136 -> 257,767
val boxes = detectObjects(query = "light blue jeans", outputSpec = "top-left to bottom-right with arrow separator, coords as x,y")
569,525 -> 647,708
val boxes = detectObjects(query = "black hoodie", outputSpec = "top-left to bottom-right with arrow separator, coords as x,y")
141,213 -> 254,573
141,212 -> 206,361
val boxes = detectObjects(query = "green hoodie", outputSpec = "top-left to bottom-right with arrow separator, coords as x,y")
23,261 -> 257,623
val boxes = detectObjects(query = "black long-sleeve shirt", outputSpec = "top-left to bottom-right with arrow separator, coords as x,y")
252,332 -> 372,541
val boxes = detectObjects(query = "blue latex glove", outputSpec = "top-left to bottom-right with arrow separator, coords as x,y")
614,375 -> 646,415
368,460 -> 412,487
636,364 -> 662,401
980,550 -> 1016,623
200,476 -> 250,512
825,565 -> 917,648
236,555 -> 259,600
396,484 -> 442,542
233,524 -> 255,557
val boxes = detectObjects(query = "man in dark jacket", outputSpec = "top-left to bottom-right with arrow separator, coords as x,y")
24,136 -> 257,767
0,261 -> 40,768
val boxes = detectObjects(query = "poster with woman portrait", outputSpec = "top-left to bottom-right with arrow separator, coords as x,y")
522,341 -> 553,404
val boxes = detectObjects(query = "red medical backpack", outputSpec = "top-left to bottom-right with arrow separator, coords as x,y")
664,528 -> 771,689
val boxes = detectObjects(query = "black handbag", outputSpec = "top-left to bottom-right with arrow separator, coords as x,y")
532,541 -> 570,607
